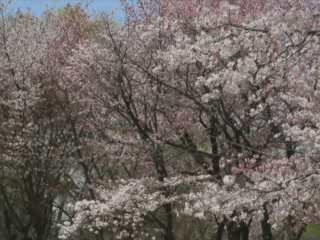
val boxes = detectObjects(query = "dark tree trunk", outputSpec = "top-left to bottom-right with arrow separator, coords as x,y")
227,221 -> 250,240
208,116 -> 220,175
261,203 -> 273,240
295,225 -> 306,240
285,218 -> 306,240
215,221 -> 225,240
152,145 -> 175,240
227,221 -> 241,240
240,221 -> 250,240
164,204 -> 175,240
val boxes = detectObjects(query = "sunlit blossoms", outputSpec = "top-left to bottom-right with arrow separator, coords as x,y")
57,0 -> 320,239
2,0 -> 320,240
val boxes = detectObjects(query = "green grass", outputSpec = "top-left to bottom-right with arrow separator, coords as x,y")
302,224 -> 320,240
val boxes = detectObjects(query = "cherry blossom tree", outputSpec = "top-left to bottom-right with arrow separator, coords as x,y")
58,0 -> 320,240
1,0 -> 320,240
0,3 -> 99,240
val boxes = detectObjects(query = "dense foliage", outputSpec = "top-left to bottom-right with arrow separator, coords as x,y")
1,0 -> 320,240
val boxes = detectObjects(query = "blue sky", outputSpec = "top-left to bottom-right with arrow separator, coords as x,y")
10,0 -> 125,20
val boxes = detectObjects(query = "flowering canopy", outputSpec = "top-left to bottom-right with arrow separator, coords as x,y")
1,0 -> 320,240
55,0 -> 320,240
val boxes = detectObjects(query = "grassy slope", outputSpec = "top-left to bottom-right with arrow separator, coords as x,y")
302,224 -> 320,240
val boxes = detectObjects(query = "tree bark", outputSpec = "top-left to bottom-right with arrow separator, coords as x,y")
227,221 -> 241,240
153,144 -> 175,240
261,203 -> 273,240
226,221 -> 250,240
164,204 -> 175,240
240,221 -> 250,240
215,221 -> 225,240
